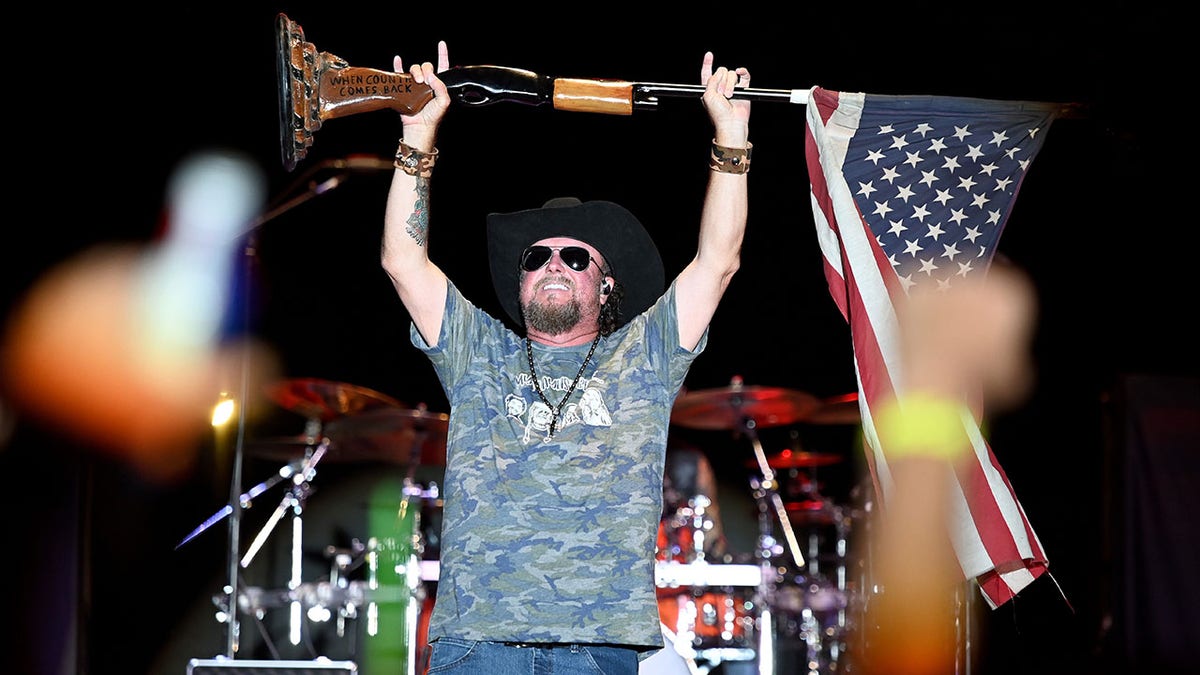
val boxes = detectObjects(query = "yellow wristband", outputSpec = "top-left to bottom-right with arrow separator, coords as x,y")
875,393 -> 969,461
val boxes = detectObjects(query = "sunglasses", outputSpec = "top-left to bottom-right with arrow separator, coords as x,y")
519,245 -> 603,273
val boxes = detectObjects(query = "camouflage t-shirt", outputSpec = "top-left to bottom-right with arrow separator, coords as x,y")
410,280 -> 705,650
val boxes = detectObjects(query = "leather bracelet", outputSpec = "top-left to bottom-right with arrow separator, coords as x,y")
709,140 -> 752,174
395,139 -> 439,177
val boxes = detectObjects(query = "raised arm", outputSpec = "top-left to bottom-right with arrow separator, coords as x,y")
674,52 -> 751,351
859,263 -> 1038,674
381,41 -> 452,346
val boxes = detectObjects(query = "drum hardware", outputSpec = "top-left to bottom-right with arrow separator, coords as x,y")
239,434 -> 336,647
185,391 -> 448,613
191,430 -> 338,653
221,477 -> 430,675
176,425 -> 331,553
322,542 -> 367,580
656,496 -> 760,667
238,434 -> 331,567
196,380 -> 439,583
320,542 -> 367,640
657,495 -> 719,565
766,473 -> 855,675
176,441 -> 323,549
237,580 -> 416,613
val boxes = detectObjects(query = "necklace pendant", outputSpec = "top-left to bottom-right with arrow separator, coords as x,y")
524,334 -> 602,440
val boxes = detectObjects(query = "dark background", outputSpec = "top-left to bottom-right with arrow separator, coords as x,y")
3,2 -> 1197,674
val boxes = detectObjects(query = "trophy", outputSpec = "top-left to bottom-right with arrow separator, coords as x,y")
276,13 -> 809,171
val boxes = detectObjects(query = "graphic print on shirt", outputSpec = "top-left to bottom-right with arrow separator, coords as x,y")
510,373 -> 612,443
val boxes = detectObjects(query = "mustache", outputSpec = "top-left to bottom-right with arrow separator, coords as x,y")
539,275 -> 575,289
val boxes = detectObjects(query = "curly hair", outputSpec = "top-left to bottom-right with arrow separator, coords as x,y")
598,280 -> 624,336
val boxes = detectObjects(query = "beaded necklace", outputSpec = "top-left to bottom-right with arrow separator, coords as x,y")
524,333 -> 602,437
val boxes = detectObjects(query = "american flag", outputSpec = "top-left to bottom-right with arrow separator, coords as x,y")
804,86 -> 1057,608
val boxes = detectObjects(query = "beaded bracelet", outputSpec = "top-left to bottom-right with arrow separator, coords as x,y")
874,393 -> 969,461
395,139 -> 439,177
709,140 -> 752,174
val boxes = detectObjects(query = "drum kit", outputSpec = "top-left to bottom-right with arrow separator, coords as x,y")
179,378 -> 449,675
656,377 -> 868,675
180,376 -> 869,675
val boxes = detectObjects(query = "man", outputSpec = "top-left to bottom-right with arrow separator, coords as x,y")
381,41 -> 752,674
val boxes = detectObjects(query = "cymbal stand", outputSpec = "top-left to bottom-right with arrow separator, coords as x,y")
740,415 -> 805,570
239,426 -> 331,646
737,414 -> 805,675
176,461 -> 299,550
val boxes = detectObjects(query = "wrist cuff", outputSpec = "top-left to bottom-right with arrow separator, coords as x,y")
709,140 -> 752,174
395,139 -> 439,177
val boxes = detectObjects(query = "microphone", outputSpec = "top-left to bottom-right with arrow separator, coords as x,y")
322,154 -> 395,171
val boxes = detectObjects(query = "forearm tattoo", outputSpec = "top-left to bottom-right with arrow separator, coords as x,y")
405,176 -> 431,247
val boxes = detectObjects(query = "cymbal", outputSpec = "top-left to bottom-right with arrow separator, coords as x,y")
748,449 -> 843,470
249,407 -> 450,466
265,378 -> 404,421
324,407 -> 450,466
671,384 -> 821,429
806,392 -> 861,425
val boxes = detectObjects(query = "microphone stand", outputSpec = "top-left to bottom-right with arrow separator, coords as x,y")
216,161 -> 367,658
239,155 -> 367,237
222,226 -> 256,658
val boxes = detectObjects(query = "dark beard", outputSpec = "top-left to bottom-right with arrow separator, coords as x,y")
523,297 -> 583,335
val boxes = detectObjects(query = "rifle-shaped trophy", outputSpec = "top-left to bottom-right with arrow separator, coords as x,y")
276,13 -> 810,171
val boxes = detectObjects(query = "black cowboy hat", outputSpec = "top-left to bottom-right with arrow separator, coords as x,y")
487,197 -> 665,329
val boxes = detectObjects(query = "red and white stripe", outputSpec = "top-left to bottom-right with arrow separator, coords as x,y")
804,87 -> 1048,608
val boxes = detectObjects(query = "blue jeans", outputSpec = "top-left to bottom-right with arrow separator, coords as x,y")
426,638 -> 640,675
